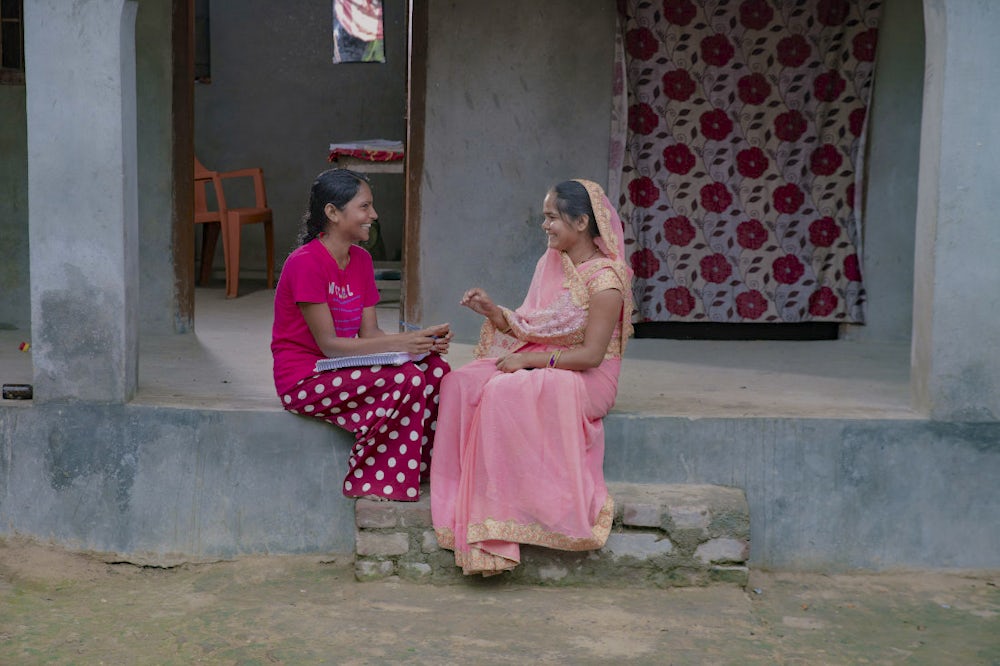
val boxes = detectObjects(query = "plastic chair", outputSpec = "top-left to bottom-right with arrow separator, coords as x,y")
193,157 -> 275,298
193,157 -> 225,286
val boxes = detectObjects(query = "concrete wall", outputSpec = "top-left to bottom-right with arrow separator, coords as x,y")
1,403 -> 997,570
605,415 -> 1000,571
913,0 -> 1000,421
417,0 -> 618,341
0,86 -> 29,332
0,404 -> 356,560
854,0 -> 924,343
194,0 -> 409,275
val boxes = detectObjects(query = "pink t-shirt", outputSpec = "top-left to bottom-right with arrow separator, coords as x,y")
271,240 -> 380,395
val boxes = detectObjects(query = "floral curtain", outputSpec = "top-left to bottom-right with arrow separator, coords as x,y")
613,0 -> 881,324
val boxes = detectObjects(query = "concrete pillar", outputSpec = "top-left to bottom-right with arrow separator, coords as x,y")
25,0 -> 140,402
913,0 -> 1000,420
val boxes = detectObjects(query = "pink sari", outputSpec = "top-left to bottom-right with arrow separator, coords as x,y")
431,180 -> 634,576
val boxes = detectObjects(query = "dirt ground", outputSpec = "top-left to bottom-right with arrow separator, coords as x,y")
0,537 -> 997,665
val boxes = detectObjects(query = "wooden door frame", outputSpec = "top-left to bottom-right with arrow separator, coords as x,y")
403,0 -> 427,326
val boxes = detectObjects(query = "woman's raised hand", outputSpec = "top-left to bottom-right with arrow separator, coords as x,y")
461,288 -> 512,334
460,288 -> 496,318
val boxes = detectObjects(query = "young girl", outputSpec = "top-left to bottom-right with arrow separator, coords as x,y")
271,168 -> 451,501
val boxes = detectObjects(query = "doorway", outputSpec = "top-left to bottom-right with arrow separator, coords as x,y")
177,0 -> 415,326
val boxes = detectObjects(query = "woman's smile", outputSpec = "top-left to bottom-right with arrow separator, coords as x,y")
541,192 -> 582,251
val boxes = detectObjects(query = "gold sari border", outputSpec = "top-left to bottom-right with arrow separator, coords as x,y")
465,494 -> 614,553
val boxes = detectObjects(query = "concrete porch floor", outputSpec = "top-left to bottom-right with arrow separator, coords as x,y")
1,281 -> 920,420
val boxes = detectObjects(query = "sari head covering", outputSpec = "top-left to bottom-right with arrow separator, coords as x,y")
474,179 -> 635,358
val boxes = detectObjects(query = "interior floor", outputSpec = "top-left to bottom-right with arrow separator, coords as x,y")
0,281 -> 919,419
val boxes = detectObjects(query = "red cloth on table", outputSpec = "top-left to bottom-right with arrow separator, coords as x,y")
328,148 -> 404,163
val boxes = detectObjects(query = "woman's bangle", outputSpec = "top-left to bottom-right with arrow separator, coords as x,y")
548,350 -> 562,368
497,321 -> 512,334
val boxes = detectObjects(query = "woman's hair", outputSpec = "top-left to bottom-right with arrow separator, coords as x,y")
551,180 -> 600,237
297,168 -> 371,245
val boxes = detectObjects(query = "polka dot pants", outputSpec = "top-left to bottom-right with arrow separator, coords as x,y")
281,355 -> 451,501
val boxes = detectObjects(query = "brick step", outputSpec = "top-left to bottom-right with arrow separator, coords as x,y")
354,482 -> 750,587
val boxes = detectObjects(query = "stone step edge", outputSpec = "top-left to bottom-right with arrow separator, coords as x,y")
354,482 -> 750,586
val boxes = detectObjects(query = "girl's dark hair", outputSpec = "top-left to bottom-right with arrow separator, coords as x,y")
297,168 -> 371,245
551,180 -> 599,237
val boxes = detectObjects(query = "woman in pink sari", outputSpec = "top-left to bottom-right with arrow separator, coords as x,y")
431,179 -> 634,576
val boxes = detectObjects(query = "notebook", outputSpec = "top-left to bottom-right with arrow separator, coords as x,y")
314,351 -> 427,373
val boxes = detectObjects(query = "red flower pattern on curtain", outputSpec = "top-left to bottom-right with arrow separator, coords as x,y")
615,0 -> 879,323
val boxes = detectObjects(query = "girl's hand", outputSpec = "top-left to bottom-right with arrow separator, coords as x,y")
431,329 -> 454,355
400,323 -> 449,356
496,353 -> 530,373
